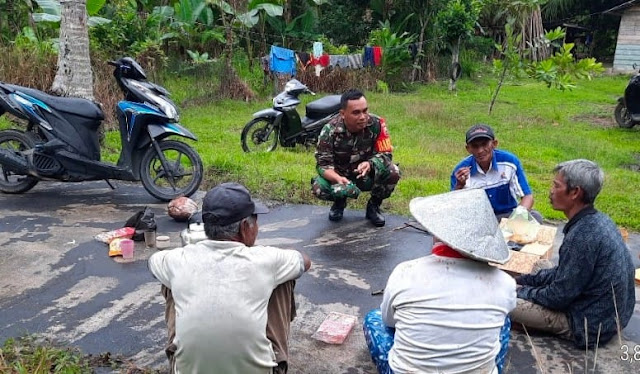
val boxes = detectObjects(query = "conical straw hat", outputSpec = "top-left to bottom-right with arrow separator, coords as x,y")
409,189 -> 510,264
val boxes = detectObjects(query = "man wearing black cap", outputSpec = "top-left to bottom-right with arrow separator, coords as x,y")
451,123 -> 542,222
149,182 -> 311,374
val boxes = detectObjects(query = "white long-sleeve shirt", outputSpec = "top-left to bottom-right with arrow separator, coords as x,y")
381,252 -> 516,374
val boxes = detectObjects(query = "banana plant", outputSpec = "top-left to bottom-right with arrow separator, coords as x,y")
237,0 -> 284,27
31,0 -> 110,26
153,0 -> 224,51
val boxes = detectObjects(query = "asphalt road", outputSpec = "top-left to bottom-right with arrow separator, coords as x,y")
0,181 -> 638,373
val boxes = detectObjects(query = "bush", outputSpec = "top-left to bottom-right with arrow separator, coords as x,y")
459,49 -> 487,79
464,35 -> 495,60
0,45 -> 57,90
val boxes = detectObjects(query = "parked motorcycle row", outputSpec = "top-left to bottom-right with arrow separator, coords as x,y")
2,58 -> 639,200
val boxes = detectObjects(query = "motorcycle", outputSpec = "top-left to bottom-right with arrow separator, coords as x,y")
0,57 -> 203,201
241,79 -> 341,152
614,63 -> 640,128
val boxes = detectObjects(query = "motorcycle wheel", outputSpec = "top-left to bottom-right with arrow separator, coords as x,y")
140,140 -> 203,201
0,129 -> 39,194
241,117 -> 278,153
615,102 -> 635,128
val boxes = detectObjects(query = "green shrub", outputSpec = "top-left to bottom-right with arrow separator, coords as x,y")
459,49 -> 485,78
0,336 -> 91,374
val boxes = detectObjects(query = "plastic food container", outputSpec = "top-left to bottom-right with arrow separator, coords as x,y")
156,235 -> 171,249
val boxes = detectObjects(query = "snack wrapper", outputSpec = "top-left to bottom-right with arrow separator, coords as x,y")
109,238 -> 125,257
95,227 -> 135,244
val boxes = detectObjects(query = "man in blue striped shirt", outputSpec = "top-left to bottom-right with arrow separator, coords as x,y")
451,124 -> 542,222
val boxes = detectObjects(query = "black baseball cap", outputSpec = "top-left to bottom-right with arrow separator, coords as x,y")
465,124 -> 495,144
202,182 -> 268,226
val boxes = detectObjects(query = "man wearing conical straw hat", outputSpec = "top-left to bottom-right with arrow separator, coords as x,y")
363,189 -> 516,374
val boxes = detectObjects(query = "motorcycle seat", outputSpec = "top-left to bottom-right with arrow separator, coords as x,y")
4,84 -> 104,120
306,95 -> 341,119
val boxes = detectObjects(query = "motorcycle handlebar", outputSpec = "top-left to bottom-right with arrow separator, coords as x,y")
107,60 -> 118,67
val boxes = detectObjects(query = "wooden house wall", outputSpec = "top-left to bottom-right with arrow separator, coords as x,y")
613,5 -> 640,71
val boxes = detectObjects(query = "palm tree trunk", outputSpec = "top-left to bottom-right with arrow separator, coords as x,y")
51,0 -> 93,100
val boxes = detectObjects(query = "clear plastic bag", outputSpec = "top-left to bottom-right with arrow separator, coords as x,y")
506,206 -> 540,244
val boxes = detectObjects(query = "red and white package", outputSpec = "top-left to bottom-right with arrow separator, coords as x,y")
311,312 -> 357,344
95,227 -> 135,244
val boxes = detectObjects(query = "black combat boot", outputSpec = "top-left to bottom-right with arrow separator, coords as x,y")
366,198 -> 385,227
329,198 -> 347,221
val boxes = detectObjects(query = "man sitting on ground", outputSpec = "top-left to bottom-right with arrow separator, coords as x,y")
364,189 -> 516,374
511,159 -> 635,348
149,182 -> 311,373
451,123 -> 542,222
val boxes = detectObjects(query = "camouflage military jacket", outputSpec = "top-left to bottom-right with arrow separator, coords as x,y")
315,114 -> 393,177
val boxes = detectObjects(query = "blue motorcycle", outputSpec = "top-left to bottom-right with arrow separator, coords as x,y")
0,57 -> 203,201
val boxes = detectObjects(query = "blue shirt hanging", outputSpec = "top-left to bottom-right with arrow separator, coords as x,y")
363,46 -> 375,68
270,46 -> 296,75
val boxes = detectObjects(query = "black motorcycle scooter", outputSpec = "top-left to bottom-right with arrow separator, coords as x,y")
241,79 -> 341,152
0,57 -> 203,201
614,63 -> 640,128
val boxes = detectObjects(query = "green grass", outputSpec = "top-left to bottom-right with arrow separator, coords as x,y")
0,336 -> 90,373
3,73 -> 639,229
0,335 -> 156,373
153,73 -> 639,229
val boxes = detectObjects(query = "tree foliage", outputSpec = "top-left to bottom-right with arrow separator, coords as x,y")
490,22 -> 603,113
436,0 -> 481,45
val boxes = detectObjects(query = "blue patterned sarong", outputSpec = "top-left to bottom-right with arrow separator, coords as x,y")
363,309 -> 511,374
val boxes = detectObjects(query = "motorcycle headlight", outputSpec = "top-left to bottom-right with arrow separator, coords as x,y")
129,80 -> 179,121
154,97 -> 180,122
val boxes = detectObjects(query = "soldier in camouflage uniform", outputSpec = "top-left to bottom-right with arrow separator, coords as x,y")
311,89 -> 400,227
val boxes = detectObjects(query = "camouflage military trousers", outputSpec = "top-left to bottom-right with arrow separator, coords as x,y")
311,161 -> 400,202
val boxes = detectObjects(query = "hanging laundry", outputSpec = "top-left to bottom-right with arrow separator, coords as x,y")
373,46 -> 383,66
296,51 -> 311,69
270,45 -> 296,75
347,54 -> 363,69
311,53 -> 330,67
329,55 -> 350,68
313,42 -> 323,58
363,46 -> 375,68
315,65 -> 324,77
